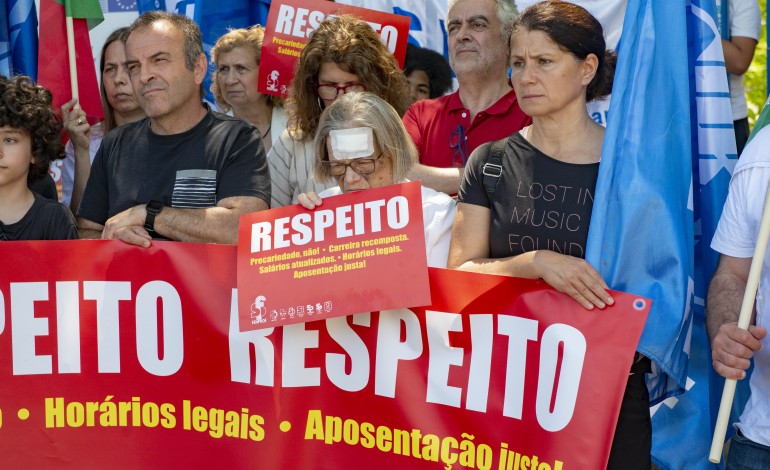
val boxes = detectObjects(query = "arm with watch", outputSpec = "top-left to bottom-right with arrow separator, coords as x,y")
74,202 -> 160,244
95,196 -> 269,247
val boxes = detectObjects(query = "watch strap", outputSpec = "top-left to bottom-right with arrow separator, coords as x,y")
144,200 -> 163,233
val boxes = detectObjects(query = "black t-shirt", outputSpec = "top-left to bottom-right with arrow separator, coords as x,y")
459,133 -> 599,259
78,107 -> 271,227
0,193 -> 78,241
29,174 -> 58,202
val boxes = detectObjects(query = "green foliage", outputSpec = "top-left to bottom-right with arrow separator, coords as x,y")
746,0 -> 767,126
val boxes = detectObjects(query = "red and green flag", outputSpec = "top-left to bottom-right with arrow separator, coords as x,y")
37,0 -> 104,124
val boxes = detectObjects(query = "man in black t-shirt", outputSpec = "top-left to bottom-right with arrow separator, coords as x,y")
77,11 -> 270,247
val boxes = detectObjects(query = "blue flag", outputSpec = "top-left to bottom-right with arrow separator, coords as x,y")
136,0 -> 163,14
8,0 -> 38,79
0,0 -> 38,79
0,0 -> 9,77
648,0 -> 747,468
192,0 -> 271,105
586,0 -> 744,468
586,0 -> 694,405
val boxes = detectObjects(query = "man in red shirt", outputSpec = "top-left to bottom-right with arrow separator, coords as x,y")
403,0 -> 531,195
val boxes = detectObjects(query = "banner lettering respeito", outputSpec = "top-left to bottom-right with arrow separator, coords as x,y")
237,181 -> 430,331
0,241 -> 649,469
258,0 -> 411,97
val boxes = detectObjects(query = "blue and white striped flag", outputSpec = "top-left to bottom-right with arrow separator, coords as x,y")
0,0 -> 38,79
337,0 -> 449,57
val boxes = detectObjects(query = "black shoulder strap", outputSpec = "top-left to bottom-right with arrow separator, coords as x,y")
482,138 -> 507,204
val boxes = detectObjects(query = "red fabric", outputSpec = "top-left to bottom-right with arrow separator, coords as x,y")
258,0 -> 410,98
403,88 -> 531,168
0,241 -> 648,469
37,0 -> 104,124
237,181 -> 430,330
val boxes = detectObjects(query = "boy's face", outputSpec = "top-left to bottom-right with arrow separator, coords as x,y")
0,126 -> 34,188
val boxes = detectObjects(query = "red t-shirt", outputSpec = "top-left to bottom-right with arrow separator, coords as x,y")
403,88 -> 531,168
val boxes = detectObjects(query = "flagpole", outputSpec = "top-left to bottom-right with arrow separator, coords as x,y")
65,15 -> 80,110
709,183 -> 770,463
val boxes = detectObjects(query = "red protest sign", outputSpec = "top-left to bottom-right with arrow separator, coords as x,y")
0,241 -> 649,470
237,181 -> 429,331
257,0 -> 411,97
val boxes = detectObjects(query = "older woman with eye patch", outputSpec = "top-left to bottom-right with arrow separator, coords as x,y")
297,92 -> 455,268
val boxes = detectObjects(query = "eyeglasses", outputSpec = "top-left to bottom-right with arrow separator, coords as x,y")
315,83 -> 367,101
322,154 -> 384,177
450,124 -> 469,167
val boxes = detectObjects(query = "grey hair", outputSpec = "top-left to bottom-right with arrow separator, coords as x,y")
446,0 -> 519,38
313,92 -> 417,183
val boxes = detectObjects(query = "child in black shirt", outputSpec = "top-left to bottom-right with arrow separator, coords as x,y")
0,75 -> 77,240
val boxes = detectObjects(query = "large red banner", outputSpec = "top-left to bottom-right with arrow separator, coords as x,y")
0,241 -> 649,469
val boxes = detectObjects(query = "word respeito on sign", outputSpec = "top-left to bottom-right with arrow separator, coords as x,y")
258,0 -> 411,97
250,196 -> 409,252
237,182 -> 430,331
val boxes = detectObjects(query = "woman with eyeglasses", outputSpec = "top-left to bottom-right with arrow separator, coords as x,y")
297,92 -> 455,268
268,15 -> 409,208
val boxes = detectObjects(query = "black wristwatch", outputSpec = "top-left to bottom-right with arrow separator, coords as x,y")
144,200 -> 164,233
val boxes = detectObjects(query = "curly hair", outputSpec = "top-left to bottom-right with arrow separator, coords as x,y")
0,75 -> 64,183
286,15 -> 409,141
210,25 -> 281,111
404,44 -> 453,99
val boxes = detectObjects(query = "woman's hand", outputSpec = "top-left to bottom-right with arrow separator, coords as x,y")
533,250 -> 614,310
61,98 -> 91,150
297,192 -> 322,210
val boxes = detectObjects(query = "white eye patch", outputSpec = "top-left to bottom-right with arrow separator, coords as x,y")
329,127 -> 374,159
